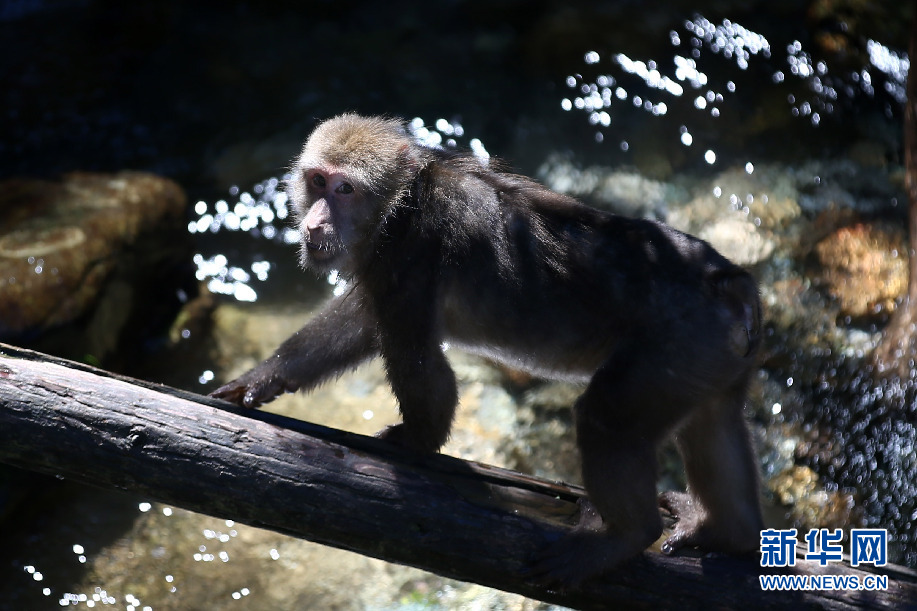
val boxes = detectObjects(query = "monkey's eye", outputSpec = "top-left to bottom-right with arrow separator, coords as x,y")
312,174 -> 326,188
338,183 -> 354,195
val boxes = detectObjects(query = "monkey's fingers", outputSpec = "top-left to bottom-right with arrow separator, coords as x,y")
209,382 -> 249,406
210,375 -> 286,408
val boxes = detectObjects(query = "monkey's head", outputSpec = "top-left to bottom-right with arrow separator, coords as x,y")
288,114 -> 421,276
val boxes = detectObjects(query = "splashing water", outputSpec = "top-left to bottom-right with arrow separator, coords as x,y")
561,15 -> 909,167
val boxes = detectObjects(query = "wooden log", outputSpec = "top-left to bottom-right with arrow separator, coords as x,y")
0,343 -> 914,610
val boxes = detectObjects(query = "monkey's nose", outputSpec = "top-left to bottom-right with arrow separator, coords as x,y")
304,223 -> 335,251
304,223 -> 327,242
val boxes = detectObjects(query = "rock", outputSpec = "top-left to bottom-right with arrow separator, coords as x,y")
665,165 -> 801,265
770,464 -> 860,532
847,140 -> 888,168
536,154 -> 669,217
0,171 -> 188,355
698,217 -> 775,266
794,159 -> 903,215
812,222 -> 908,323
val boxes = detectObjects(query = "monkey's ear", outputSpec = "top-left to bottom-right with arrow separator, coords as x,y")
398,144 -> 421,174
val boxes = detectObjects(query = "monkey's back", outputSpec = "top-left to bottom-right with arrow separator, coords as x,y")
429,160 -> 757,385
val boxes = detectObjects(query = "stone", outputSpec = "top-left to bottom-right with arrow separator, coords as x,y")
813,222 -> 908,323
0,171 -> 187,344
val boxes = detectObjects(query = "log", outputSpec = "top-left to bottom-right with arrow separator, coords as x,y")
0,343 -> 914,610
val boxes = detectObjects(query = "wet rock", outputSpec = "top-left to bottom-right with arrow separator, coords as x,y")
0,171 -> 189,358
770,464 -> 861,532
847,140 -> 888,168
812,222 -> 908,324
668,165 -> 800,265
539,159 -> 813,266
537,154 -> 670,218
673,165 -> 801,230
793,159 -> 904,215
698,217 -> 776,266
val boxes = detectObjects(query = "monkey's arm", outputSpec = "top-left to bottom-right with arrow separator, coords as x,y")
374,323 -> 459,453
368,243 -> 459,453
210,288 -> 379,408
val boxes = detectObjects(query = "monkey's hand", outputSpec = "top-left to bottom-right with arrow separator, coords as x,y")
210,364 -> 295,408
374,423 -> 443,454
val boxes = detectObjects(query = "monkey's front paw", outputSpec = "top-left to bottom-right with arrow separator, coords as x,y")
210,374 -> 288,409
374,424 -> 441,453
209,381 -> 247,405
374,424 -> 406,444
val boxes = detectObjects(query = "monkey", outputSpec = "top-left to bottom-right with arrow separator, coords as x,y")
211,113 -> 764,585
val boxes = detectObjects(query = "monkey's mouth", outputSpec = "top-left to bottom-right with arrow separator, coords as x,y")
305,240 -> 341,263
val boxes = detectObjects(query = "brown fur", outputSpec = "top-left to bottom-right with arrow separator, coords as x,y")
212,114 -> 764,586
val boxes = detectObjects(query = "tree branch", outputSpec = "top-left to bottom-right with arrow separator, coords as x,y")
0,343 -> 913,609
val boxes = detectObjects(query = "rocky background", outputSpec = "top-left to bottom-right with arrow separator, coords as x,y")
1,1 -> 915,609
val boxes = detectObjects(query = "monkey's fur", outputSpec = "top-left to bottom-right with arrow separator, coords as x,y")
212,114 -> 764,585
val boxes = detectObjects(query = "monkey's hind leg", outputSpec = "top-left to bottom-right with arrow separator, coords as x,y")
659,390 -> 763,556
530,351 -> 674,587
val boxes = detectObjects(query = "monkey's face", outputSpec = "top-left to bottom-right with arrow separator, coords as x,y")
293,166 -> 377,276
287,114 -> 421,277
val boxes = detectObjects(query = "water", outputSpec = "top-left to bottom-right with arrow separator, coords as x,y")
2,1 -> 914,607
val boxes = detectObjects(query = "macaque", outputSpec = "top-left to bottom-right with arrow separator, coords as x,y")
211,114 -> 764,585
